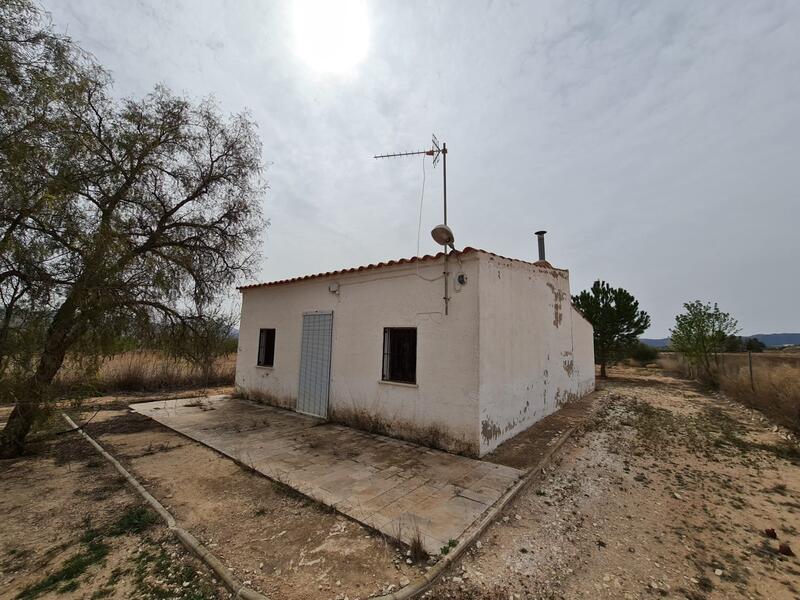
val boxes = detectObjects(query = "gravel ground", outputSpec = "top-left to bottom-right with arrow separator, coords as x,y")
3,367 -> 798,600
427,366 -> 800,600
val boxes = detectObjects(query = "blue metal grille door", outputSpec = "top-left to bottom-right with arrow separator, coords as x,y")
297,311 -> 333,418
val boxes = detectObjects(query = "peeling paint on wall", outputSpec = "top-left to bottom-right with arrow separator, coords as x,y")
477,252 -> 594,456
546,282 -> 566,327
562,359 -> 574,376
562,350 -> 575,376
554,388 -> 580,408
481,419 -> 502,445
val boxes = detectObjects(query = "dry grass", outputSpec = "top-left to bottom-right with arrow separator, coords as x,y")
329,405 -> 478,456
720,363 -> 800,434
53,350 -> 236,395
237,387 -> 296,410
658,352 -> 800,434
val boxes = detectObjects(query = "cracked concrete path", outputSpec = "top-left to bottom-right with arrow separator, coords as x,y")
131,396 -> 523,554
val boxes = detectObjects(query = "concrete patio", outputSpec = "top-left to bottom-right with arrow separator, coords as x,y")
131,395 -> 523,554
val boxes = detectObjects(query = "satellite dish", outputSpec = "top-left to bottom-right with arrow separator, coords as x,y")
431,224 -> 455,248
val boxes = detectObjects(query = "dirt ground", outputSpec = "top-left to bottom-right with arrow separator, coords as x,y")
3,367 -> 799,600
0,423 -> 229,600
70,392 -> 423,600
1,387 -> 422,600
428,366 -> 800,599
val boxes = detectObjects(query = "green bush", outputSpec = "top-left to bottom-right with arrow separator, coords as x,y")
629,341 -> 659,364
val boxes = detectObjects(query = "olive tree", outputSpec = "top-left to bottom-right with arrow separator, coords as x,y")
572,280 -> 651,378
0,1 -> 265,457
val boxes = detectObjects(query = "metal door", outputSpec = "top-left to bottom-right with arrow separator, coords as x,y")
297,311 -> 333,418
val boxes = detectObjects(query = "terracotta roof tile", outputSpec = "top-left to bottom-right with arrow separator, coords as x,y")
237,246 -> 565,291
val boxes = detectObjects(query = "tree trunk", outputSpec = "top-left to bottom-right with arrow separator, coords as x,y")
599,361 -> 607,378
0,400 -> 38,458
0,297 -> 80,458
0,288 -> 23,376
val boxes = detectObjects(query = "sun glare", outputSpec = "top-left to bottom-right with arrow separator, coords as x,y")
292,0 -> 369,75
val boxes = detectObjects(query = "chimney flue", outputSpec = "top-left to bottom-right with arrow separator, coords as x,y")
535,230 -> 547,261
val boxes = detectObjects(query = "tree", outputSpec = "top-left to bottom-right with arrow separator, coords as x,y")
572,281 -> 651,378
745,337 -> 766,353
0,2 -> 265,457
628,340 -> 659,365
723,335 -> 744,353
159,308 -> 237,387
1,0 -> 101,373
723,335 -> 766,354
669,301 -> 739,386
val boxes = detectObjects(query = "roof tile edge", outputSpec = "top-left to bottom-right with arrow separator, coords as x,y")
237,246 -> 566,291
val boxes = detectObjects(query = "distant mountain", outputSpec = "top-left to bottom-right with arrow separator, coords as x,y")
640,338 -> 670,348
641,333 -> 800,349
751,333 -> 800,347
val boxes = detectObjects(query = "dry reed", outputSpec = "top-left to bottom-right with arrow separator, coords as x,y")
53,350 -> 236,394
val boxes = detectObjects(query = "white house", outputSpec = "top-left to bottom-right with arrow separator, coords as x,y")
235,245 -> 594,457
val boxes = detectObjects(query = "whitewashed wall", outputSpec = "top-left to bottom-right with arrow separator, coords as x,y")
571,309 -> 596,397
236,249 -> 594,457
476,253 -> 595,455
236,254 -> 482,455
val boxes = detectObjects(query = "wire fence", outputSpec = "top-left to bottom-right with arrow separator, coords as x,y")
659,352 -> 800,434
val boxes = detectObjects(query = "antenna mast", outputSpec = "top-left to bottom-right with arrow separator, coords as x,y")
374,134 -> 451,315
374,134 -> 448,226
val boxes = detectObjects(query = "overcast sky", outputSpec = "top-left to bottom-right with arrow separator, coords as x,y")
42,0 -> 800,337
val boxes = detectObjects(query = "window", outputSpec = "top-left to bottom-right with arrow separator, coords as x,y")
257,328 -> 275,367
382,327 -> 417,384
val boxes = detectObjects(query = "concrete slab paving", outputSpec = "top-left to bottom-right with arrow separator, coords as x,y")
130,395 -> 523,554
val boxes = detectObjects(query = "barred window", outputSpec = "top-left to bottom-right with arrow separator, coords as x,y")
382,328 -> 416,384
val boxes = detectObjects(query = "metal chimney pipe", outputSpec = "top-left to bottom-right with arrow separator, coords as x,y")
535,230 -> 547,261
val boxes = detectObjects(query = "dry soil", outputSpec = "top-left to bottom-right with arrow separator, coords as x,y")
3,367 -> 799,600
428,366 -> 800,599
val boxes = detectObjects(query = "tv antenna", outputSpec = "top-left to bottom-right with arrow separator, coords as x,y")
374,134 -> 448,226
374,134 -> 453,315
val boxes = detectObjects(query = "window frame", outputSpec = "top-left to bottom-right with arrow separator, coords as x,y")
257,328 -> 276,367
381,327 -> 417,384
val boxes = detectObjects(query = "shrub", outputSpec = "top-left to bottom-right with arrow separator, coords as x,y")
629,341 -> 659,365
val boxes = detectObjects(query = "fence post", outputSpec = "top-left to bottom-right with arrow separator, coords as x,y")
748,351 -> 755,391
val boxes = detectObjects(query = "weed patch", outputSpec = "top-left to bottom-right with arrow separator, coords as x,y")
588,395 -> 800,465
133,544 -> 215,600
440,538 -> 458,556
17,538 -> 109,599
108,506 -> 158,536
409,523 -> 429,562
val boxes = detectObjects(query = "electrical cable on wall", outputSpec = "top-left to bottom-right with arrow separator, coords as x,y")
414,153 -> 443,282
416,152 -> 426,258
